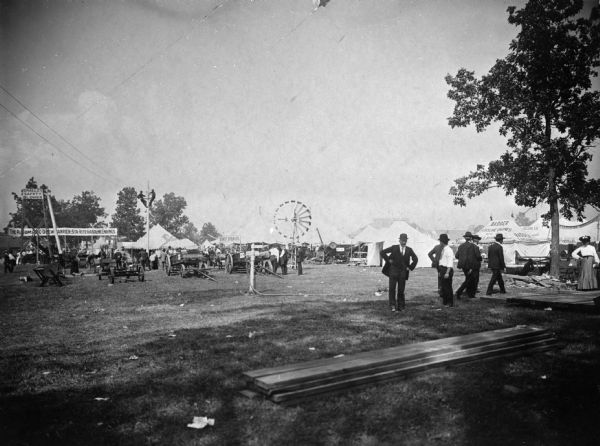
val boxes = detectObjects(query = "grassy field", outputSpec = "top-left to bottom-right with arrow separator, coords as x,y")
1,262 -> 599,446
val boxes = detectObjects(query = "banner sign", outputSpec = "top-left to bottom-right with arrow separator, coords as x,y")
220,235 -> 241,244
21,188 -> 44,200
8,227 -> 118,237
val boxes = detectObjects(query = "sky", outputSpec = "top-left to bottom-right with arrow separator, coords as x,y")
1,0 -> 599,238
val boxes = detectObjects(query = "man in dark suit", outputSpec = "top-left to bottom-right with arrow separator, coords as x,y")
380,233 -> 419,312
455,231 -> 482,299
486,233 -> 506,295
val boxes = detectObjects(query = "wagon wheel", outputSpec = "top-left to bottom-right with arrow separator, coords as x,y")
138,266 -> 145,282
225,253 -> 234,274
273,200 -> 312,243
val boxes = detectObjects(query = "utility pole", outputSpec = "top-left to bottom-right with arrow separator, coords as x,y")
46,190 -> 62,254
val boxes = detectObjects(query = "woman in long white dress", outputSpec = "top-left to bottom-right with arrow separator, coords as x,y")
571,236 -> 599,291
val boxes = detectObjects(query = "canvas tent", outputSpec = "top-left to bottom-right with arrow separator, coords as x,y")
354,220 -> 439,268
132,224 -> 196,250
475,218 -> 550,265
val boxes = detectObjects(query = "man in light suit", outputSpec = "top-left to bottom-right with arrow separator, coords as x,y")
380,233 -> 419,312
486,233 -> 506,295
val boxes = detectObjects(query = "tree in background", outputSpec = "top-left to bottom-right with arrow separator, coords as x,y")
5,177 -> 51,231
445,0 -> 600,276
199,222 -> 221,243
111,187 -> 145,241
150,192 -> 190,237
57,191 -> 106,228
514,212 -> 536,227
181,222 -> 201,245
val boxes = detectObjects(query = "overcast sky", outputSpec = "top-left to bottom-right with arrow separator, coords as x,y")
1,0 -> 599,237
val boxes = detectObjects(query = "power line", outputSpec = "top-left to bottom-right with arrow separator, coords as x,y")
0,102 -> 116,184
0,85 -> 126,185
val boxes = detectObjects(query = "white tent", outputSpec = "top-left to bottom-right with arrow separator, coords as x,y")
475,218 -> 550,265
167,237 -> 198,250
132,225 -> 176,250
354,220 -> 439,268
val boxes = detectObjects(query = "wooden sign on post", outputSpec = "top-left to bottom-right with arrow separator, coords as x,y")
21,188 -> 44,200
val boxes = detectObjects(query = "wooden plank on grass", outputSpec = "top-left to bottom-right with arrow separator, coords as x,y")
253,332 -> 555,395
269,339 -> 557,404
243,326 -> 546,383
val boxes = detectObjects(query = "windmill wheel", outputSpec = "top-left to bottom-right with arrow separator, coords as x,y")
273,200 -> 312,242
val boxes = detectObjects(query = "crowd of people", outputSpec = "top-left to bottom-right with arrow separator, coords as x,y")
380,231 -> 599,313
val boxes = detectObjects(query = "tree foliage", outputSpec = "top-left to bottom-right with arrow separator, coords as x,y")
56,191 -> 106,228
199,222 -> 221,243
150,192 -> 190,237
111,187 -> 145,241
5,177 -> 48,232
445,0 -> 600,275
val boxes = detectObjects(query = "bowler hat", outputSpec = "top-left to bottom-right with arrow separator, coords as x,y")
495,233 -> 504,241
399,233 -> 408,241
438,233 -> 449,243
472,234 -> 481,241
463,231 -> 473,238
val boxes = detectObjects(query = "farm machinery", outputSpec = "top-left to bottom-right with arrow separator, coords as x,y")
166,249 -> 216,281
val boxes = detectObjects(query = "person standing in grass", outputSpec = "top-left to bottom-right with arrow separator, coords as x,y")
380,233 -> 419,312
571,235 -> 599,291
486,233 -> 506,295
428,240 -> 444,296
455,231 -> 481,299
437,234 -> 455,307
471,234 -> 483,296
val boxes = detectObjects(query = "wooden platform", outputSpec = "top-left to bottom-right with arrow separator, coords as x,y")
241,326 -> 556,405
482,291 -> 600,313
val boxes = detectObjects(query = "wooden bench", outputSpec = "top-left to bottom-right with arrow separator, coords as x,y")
33,265 -> 64,287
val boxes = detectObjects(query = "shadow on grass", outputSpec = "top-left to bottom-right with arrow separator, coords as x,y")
2,296 -> 600,445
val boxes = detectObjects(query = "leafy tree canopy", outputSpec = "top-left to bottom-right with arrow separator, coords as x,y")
111,187 -> 145,241
199,222 -> 221,243
150,192 -> 190,237
445,0 -> 600,275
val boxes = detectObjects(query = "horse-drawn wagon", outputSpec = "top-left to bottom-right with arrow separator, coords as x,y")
98,258 -> 145,284
166,249 -> 215,281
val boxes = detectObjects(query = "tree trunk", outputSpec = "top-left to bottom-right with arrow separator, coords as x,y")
549,195 -> 560,278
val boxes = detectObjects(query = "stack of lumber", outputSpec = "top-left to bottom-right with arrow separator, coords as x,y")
242,326 -> 556,405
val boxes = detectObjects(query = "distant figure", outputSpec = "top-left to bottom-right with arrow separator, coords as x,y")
437,234 -> 455,307
3,250 -> 12,273
269,244 -> 280,274
279,245 -> 289,275
296,243 -> 308,275
379,233 -> 418,312
571,235 -> 599,290
486,233 -> 506,295
519,259 -> 535,276
471,234 -> 483,295
455,231 -> 481,299
428,241 -> 444,296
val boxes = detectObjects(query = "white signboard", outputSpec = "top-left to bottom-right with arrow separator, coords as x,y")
8,227 -> 118,237
21,188 -> 44,200
220,235 -> 241,244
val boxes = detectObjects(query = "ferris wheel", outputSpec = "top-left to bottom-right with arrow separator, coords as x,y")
273,200 -> 312,242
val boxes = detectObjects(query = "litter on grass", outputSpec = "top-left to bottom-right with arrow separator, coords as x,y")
128,355 -> 139,360
187,416 -> 215,429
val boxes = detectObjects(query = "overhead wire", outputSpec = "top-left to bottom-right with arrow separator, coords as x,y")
0,102 -> 116,184
0,85 -> 126,185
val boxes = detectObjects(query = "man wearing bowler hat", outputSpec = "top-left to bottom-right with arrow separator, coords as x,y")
486,233 -> 506,295
455,231 -> 481,299
380,233 -> 418,312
